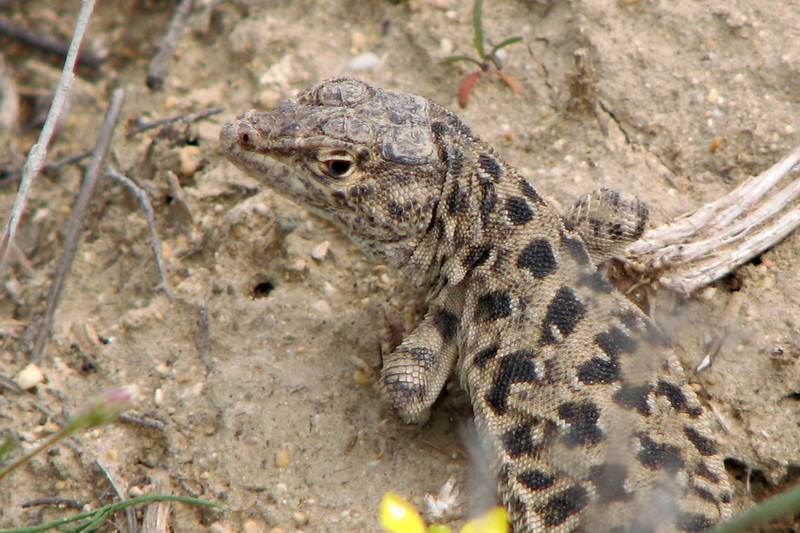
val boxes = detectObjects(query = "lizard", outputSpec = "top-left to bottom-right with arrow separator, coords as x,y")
220,77 -> 733,532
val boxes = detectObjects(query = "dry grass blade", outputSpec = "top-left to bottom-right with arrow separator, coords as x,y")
29,88 -> 126,362
625,145 -> 800,295
0,0 -> 97,276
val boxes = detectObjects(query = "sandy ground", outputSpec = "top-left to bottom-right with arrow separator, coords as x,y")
1,0 -> 800,531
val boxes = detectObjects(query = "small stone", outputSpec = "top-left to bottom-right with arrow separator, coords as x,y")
291,511 -> 308,526
347,52 -> 381,72
275,449 -> 291,467
243,519 -> 263,533
154,388 -> 164,406
707,87 -> 720,104
180,145 -> 204,176
311,241 -> 330,261
310,299 -> 331,314
128,486 -> 145,497
16,363 -> 44,390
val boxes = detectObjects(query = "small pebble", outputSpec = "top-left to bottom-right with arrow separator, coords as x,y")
243,519 -> 263,533
311,241 -> 330,261
16,363 -> 44,390
154,388 -> 164,406
707,87 -> 720,104
291,511 -> 308,526
275,449 -> 291,467
179,145 -> 204,176
347,52 -> 381,71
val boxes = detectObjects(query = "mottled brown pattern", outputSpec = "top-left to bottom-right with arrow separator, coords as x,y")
221,78 -> 732,532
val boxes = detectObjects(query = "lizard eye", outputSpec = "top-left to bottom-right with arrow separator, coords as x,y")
318,150 -> 356,179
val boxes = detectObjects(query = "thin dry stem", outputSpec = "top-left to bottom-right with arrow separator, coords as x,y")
146,0 -> 196,90
106,168 -> 175,300
0,0 -> 97,276
625,145 -> 800,295
29,88 -> 126,362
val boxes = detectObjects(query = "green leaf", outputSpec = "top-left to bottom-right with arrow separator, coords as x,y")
705,484 -> 800,533
443,56 -> 484,67
489,36 -> 522,57
472,0 -> 485,59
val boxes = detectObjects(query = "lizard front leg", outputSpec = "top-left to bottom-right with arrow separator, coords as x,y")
380,296 -> 463,425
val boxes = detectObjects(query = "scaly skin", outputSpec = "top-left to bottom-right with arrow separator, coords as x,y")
220,77 -> 732,532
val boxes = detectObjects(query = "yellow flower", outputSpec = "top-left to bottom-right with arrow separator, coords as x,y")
460,507 -> 509,533
381,492 -> 426,533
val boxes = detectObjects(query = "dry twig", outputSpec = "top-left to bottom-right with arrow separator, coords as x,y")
146,0 -> 196,90
625,145 -> 800,295
0,15 -> 103,70
106,168 -> 175,300
29,88 -> 126,362
0,0 -> 98,276
126,105 -> 224,138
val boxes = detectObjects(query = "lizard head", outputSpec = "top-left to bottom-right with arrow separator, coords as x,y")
220,77 -> 448,266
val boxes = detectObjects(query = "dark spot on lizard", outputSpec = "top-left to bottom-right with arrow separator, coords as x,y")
348,184 -> 372,200
694,487 -> 720,504
558,401 -> 604,447
577,357 -> 621,384
695,461 -> 721,484
473,343 -> 499,368
614,384 -> 652,416
518,469 -> 556,491
486,351 -> 539,415
479,179 -> 497,225
560,231 -> 591,267
387,200 -> 405,220
576,269 -> 614,293
517,239 -> 557,279
463,243 -> 493,269
433,308 -> 458,344
519,178 -> 543,204
637,434 -> 685,474
445,144 -> 464,178
684,426 -> 718,456
502,422 -> 535,457
657,381 -> 703,418
614,310 -> 640,330
595,327 -> 638,359
446,181 -> 465,215
475,290 -> 512,322
505,196 -> 534,225
479,153 -> 502,181
589,463 -> 633,503
400,346 -> 436,371
537,486 -> 589,527
539,286 -> 586,345
676,513 -> 716,532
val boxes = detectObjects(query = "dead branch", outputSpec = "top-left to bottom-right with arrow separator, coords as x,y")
625,145 -> 800,295
0,15 -> 102,71
146,0 -> 196,90
106,167 -> 175,300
